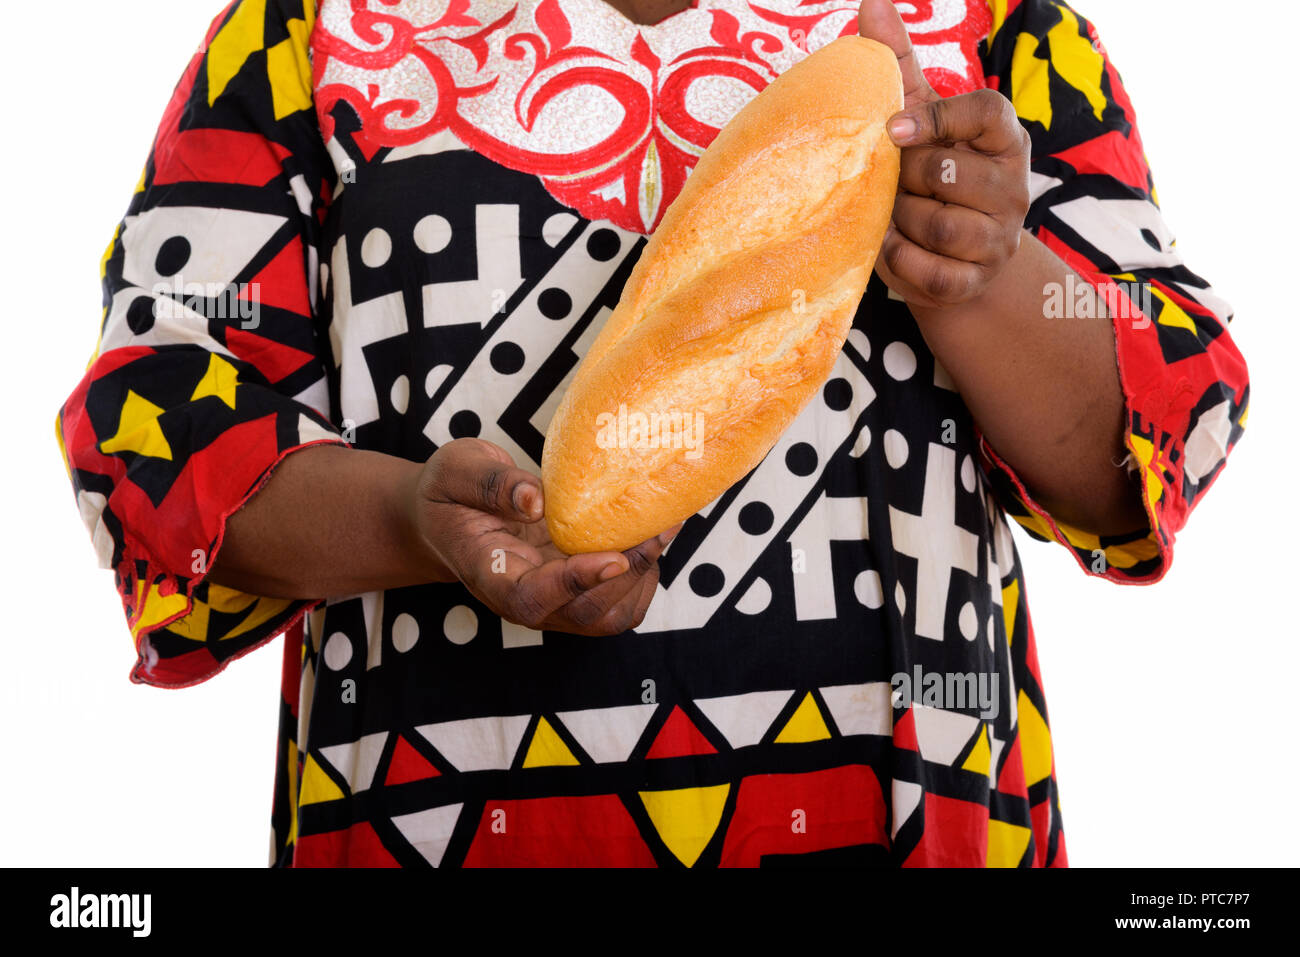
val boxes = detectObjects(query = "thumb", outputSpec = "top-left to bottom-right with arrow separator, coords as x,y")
857,0 -> 937,108
425,438 -> 544,522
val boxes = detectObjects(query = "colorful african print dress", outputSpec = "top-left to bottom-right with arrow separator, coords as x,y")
57,0 -> 1249,866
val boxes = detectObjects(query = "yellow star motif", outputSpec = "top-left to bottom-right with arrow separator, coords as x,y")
99,389 -> 173,461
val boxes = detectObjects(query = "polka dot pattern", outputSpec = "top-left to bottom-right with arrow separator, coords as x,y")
392,613 -> 420,653
538,287 -> 571,320
155,236 -> 191,277
586,228 -> 620,261
413,214 -> 452,254
689,563 -> 725,598
361,228 -> 392,268
444,605 -> 478,644
323,632 -> 353,670
883,341 -> 916,381
854,569 -> 883,609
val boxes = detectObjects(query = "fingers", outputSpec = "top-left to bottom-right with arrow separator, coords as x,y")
856,0 -> 936,106
879,224 -> 991,308
896,146 -> 1008,212
464,523 -> 680,636
587,570 -> 662,637
888,89 -> 1029,155
891,193 -> 1009,265
543,524 -> 681,635
876,89 -> 1031,309
423,438 -> 544,523
473,549 -> 630,631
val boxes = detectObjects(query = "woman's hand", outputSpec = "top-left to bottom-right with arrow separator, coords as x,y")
879,90 -> 1032,309
859,0 -> 1032,310
411,438 -> 678,637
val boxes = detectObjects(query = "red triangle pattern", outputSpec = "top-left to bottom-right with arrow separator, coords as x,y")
645,706 -> 716,759
384,735 -> 442,787
241,235 -> 311,317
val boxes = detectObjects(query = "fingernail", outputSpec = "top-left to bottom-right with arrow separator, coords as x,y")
513,484 -> 539,516
659,523 -> 684,547
599,561 -> 624,582
888,115 -> 916,142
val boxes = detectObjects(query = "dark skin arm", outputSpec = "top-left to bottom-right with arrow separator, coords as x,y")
210,439 -> 678,637
858,0 -> 1147,536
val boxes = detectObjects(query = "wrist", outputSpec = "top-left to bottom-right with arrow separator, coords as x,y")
393,461 -> 458,584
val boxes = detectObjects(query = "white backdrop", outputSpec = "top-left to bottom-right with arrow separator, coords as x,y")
1,0 -> 1293,867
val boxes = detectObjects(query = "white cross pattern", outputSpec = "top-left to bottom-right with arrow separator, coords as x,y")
889,442 -> 980,641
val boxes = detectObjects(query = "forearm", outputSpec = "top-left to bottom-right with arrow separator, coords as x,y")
208,444 -> 453,599
910,231 -> 1147,536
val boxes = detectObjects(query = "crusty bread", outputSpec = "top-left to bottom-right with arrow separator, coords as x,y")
542,35 -> 902,554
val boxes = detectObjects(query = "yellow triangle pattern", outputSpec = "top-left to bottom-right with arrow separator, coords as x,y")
191,354 -> 240,410
638,784 -> 730,867
987,818 -> 1032,868
774,692 -> 831,744
1152,285 -> 1200,337
1001,578 -> 1019,647
99,390 -> 173,460
1017,691 -> 1054,787
961,724 -> 991,777
299,753 -> 345,807
522,717 -> 580,768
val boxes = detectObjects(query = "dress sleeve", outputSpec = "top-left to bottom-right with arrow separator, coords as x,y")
974,0 -> 1249,583
55,0 -> 348,687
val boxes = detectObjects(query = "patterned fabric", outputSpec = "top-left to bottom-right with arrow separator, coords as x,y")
55,0 -> 1248,867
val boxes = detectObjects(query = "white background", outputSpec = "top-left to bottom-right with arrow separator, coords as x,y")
0,0 -> 1294,867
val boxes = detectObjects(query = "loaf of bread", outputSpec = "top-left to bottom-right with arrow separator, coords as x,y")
541,35 -> 903,555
